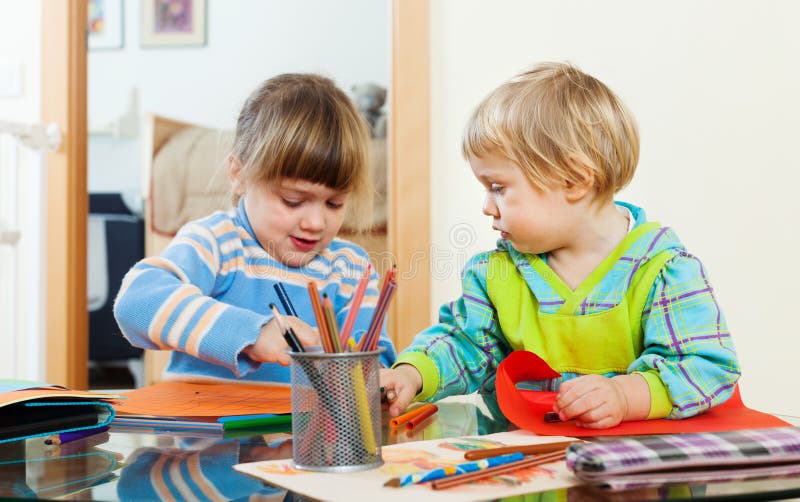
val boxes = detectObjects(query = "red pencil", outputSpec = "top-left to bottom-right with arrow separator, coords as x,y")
339,264 -> 371,348
406,404 -> 438,430
359,266 -> 397,351
390,403 -> 438,428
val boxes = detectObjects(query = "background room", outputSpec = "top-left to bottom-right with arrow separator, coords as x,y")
88,0 -> 390,389
2,0 -> 799,420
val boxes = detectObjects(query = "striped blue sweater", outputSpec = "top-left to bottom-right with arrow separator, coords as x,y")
113,198 -> 397,384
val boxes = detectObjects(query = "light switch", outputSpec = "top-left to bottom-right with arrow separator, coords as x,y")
0,61 -> 23,98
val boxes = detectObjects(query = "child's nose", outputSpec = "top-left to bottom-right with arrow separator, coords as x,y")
300,206 -> 325,232
482,194 -> 499,217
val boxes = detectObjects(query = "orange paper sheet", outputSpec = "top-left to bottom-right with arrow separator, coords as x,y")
496,350 -> 789,437
113,381 -> 292,418
0,387 -> 120,407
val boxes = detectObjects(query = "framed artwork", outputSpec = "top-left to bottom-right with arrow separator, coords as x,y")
88,0 -> 124,50
141,0 -> 206,47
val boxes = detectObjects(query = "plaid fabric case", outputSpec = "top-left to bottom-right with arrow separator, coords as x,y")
566,427 -> 800,490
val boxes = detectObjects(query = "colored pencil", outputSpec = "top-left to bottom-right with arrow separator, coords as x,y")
273,282 -> 298,317
110,417 -> 223,432
381,386 -> 397,403
358,268 -> 397,351
462,440 -> 580,460
406,404 -> 439,430
384,452 -> 524,487
218,413 -> 292,430
390,403 -> 438,428
350,362 -> 377,454
362,281 -> 396,351
431,451 -> 566,490
322,294 -> 341,352
270,304 -> 304,352
307,281 -> 332,352
54,430 -> 111,455
339,264 -> 371,348
544,411 -> 562,423
44,425 -> 110,445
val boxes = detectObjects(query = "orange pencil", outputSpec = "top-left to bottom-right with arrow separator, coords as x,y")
389,403 -> 438,428
322,294 -> 341,352
405,404 -> 438,430
307,281 -> 331,352
463,440 -> 580,461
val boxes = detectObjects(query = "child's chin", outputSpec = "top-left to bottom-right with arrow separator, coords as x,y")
281,251 -> 318,268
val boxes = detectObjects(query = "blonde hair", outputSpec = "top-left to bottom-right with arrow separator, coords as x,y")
463,62 -> 639,201
231,73 -> 373,230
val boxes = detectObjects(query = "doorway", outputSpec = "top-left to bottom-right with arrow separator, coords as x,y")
44,0 -> 431,390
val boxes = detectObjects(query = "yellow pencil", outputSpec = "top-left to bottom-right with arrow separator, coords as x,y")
351,361 -> 377,454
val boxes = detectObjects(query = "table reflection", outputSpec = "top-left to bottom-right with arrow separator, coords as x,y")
3,393 -> 800,501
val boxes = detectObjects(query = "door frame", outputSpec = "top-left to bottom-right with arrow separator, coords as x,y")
43,0 -> 431,388
42,0 -> 88,389
388,0 -> 431,350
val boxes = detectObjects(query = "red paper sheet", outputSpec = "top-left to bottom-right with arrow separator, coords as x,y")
496,350 -> 789,436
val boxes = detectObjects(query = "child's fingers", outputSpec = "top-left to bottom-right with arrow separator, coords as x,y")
379,369 -> 412,417
287,318 -> 321,347
555,378 -> 599,420
575,407 -> 620,429
388,384 -> 417,417
294,329 -> 319,348
273,352 -> 292,366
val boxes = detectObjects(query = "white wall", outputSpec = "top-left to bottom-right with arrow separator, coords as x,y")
430,0 -> 800,415
88,0 -> 390,195
0,0 -> 45,380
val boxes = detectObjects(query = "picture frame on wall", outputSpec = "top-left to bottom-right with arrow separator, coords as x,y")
141,0 -> 206,47
88,0 -> 124,50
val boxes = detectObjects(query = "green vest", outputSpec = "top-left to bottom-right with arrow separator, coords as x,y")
486,222 -> 673,378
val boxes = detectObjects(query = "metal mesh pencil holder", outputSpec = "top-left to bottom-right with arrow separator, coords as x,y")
290,347 -> 384,472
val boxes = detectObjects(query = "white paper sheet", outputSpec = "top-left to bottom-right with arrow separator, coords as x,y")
234,430 -> 581,502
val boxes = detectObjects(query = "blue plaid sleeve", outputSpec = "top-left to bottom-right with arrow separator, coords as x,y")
395,252 -> 511,400
630,250 -> 741,418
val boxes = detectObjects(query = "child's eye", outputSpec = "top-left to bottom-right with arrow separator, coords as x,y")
326,200 -> 345,210
282,198 -> 303,208
490,184 -> 504,194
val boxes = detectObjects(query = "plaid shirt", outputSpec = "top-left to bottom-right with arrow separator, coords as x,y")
396,202 -> 740,419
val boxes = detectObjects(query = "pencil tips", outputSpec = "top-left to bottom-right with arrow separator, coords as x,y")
382,477 -> 401,488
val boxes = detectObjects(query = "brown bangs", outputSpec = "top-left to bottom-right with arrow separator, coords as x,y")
246,77 -> 367,192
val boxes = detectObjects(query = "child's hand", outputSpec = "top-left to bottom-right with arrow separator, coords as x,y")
553,374 -> 629,429
239,439 -> 293,463
379,364 -> 423,417
245,317 -> 320,366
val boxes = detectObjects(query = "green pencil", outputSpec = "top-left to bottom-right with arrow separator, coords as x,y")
218,413 -> 292,431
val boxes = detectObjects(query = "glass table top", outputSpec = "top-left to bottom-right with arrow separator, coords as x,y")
2,393 -> 800,501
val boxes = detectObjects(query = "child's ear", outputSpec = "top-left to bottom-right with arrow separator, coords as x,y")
227,155 -> 245,194
563,155 -> 595,202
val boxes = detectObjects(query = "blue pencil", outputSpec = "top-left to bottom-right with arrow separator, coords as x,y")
384,452 -> 524,487
45,425 -> 109,445
273,283 -> 298,317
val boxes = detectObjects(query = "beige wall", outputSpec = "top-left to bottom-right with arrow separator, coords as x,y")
429,0 -> 800,415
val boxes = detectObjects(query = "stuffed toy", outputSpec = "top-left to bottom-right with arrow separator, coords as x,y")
351,82 -> 387,138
